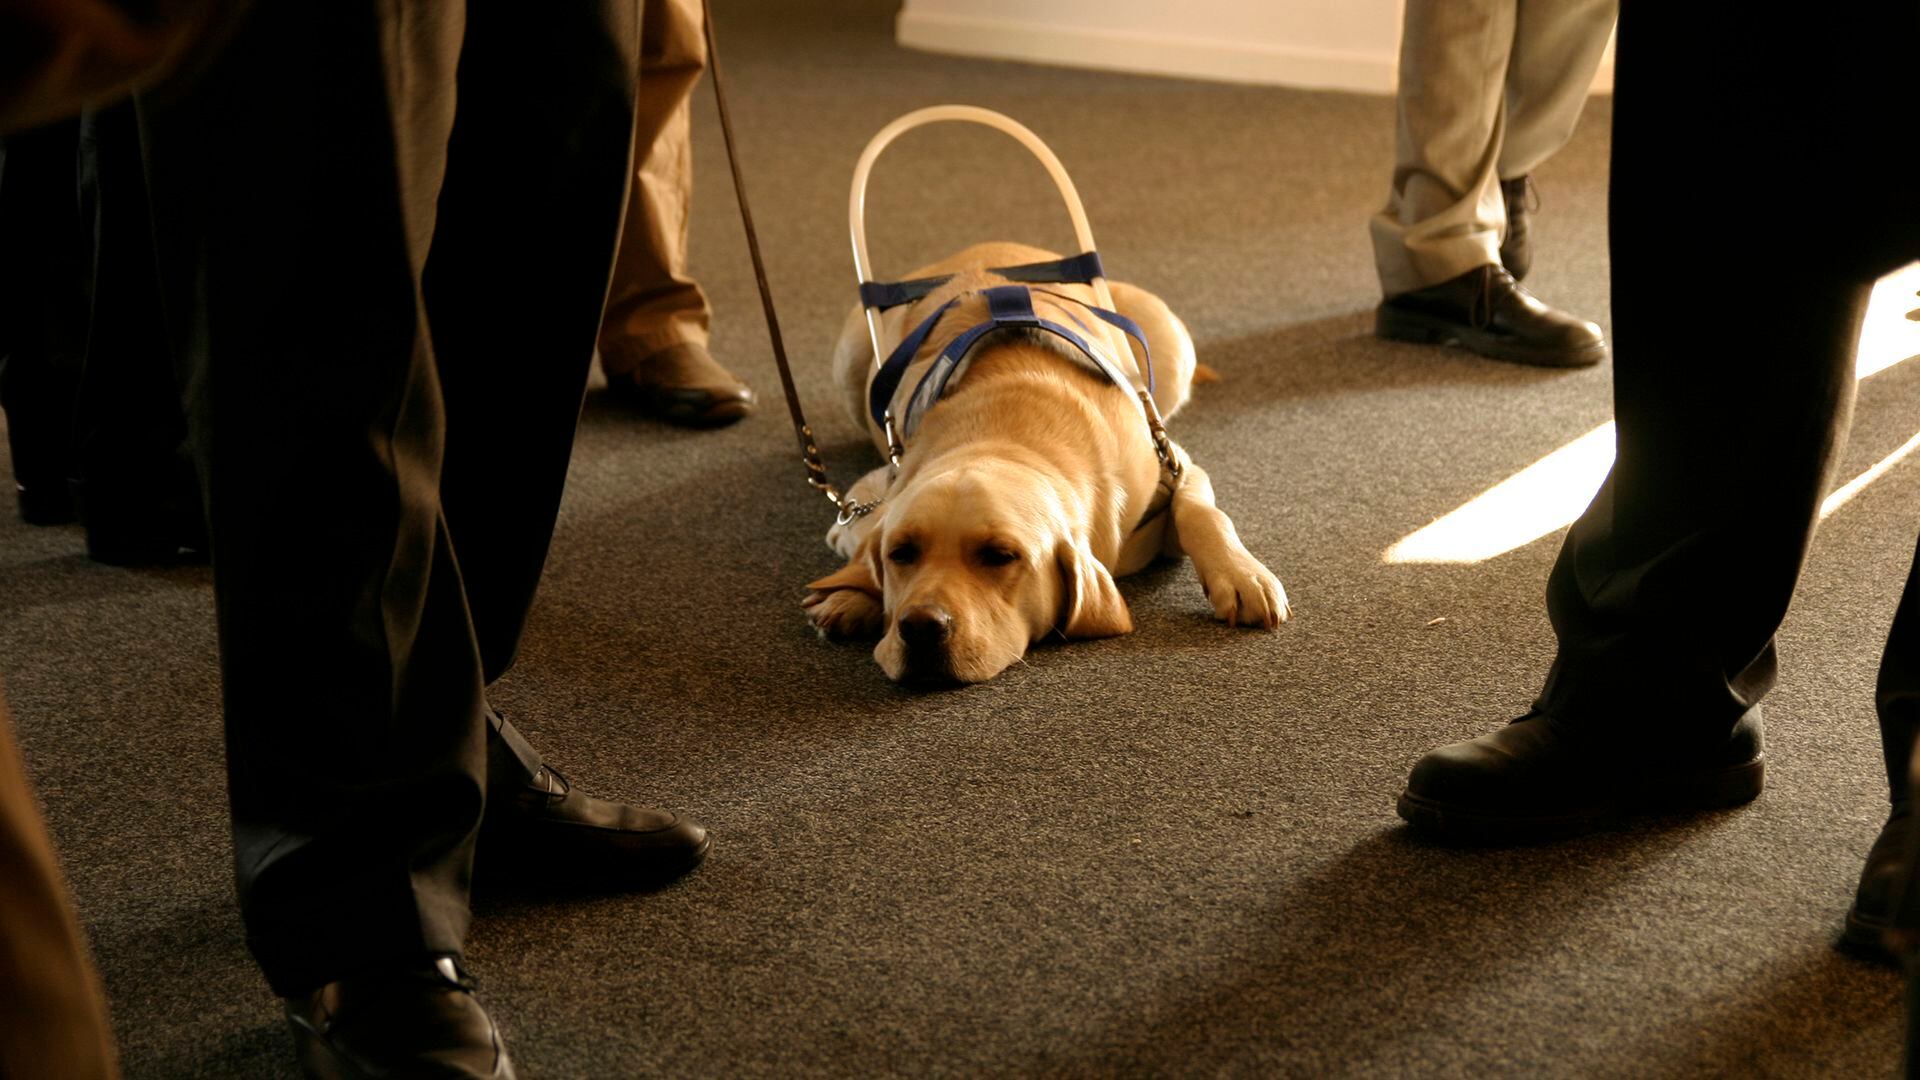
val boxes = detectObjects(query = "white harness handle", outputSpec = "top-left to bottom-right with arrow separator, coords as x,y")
848,105 -> 1124,372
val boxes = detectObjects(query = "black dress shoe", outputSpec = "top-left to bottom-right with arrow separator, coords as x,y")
1499,175 -> 1535,281
286,957 -> 514,1080
1376,264 -> 1607,368
1397,709 -> 1766,844
1842,805 -> 1910,966
608,343 -> 755,428
74,472 -> 210,567
479,764 -> 710,887
14,479 -> 78,526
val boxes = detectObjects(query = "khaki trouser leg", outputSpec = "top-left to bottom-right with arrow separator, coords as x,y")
1499,0 -> 1618,179
599,0 -> 710,377
1370,0 -> 1614,297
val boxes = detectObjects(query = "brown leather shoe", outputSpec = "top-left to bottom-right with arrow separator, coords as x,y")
1376,264 -> 1608,368
479,764 -> 710,888
609,342 -> 755,427
286,957 -> 514,1079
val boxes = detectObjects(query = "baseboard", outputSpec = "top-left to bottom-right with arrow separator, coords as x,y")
895,10 -> 1397,94
896,10 -> 1614,95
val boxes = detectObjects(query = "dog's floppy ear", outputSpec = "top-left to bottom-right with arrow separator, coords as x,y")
806,530 -> 884,599
1055,538 -> 1133,639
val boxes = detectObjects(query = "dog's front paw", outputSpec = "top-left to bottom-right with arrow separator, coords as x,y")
1201,556 -> 1290,630
802,587 -> 886,640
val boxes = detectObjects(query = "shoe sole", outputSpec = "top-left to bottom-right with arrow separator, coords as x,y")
1376,306 -> 1608,369
290,1017 -> 517,1080
663,400 -> 753,428
1396,755 -> 1765,845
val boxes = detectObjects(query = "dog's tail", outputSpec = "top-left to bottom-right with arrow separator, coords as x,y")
1192,363 -> 1222,384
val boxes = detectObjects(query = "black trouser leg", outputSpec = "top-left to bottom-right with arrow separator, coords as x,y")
429,0 -> 642,699
140,0 -> 636,997
141,0 -> 481,997
1532,3 -> 1914,742
1880,542 -> 1920,805
0,120 -> 87,524
72,101 -> 202,562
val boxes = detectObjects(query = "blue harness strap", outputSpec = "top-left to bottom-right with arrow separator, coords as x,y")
868,283 -> 1156,437
857,251 -> 1107,311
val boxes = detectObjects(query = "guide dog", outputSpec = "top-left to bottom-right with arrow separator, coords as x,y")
802,242 -> 1288,683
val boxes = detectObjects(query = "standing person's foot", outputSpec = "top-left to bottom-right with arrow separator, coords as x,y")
607,342 -> 755,427
1376,264 -> 1608,368
286,957 -> 515,1079
478,762 -> 710,888
1499,175 -> 1535,281
1842,804 -> 1910,966
1396,709 -> 1766,844
14,478 -> 77,525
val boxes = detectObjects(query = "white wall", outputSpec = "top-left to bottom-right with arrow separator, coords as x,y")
896,0 -> 1613,95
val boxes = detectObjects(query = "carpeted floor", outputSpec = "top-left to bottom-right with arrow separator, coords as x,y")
4,1 -> 1916,1075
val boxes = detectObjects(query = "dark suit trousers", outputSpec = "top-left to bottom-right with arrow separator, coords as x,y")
1534,4 -> 1920,770
140,1 -> 640,996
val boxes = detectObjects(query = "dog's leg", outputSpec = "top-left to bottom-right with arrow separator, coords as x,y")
1165,457 -> 1290,628
803,532 -> 887,640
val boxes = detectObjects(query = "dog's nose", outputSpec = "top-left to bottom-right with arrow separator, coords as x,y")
897,605 -> 953,649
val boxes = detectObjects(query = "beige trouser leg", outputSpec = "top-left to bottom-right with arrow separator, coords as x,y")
599,0 -> 710,376
0,689 -> 119,1080
1369,0 -> 1618,298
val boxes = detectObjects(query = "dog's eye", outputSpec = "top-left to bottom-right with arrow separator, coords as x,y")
978,546 -> 1020,568
888,542 -> 920,566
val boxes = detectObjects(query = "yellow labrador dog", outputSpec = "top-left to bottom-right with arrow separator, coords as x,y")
803,242 -> 1288,683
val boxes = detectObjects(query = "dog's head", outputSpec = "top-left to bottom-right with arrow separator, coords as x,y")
815,460 -> 1133,685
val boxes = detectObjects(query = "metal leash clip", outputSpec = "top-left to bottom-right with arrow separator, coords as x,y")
801,426 -> 880,525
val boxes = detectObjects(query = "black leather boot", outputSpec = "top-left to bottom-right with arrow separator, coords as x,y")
1376,264 -> 1608,368
1397,709 -> 1766,843
1500,176 -> 1535,281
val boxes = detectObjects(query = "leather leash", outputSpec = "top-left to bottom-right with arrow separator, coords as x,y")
700,0 -> 880,523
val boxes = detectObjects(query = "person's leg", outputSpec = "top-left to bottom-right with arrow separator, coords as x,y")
596,0 -> 753,426
425,1 -> 709,884
1496,0 -> 1616,181
1368,0 -> 1514,298
140,0 -> 483,1001
72,101 -> 204,566
1845,538 -> 1920,958
1369,0 -> 1606,368
0,120 -> 87,525
1492,0 -> 1616,280
1398,1 -> 1917,841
